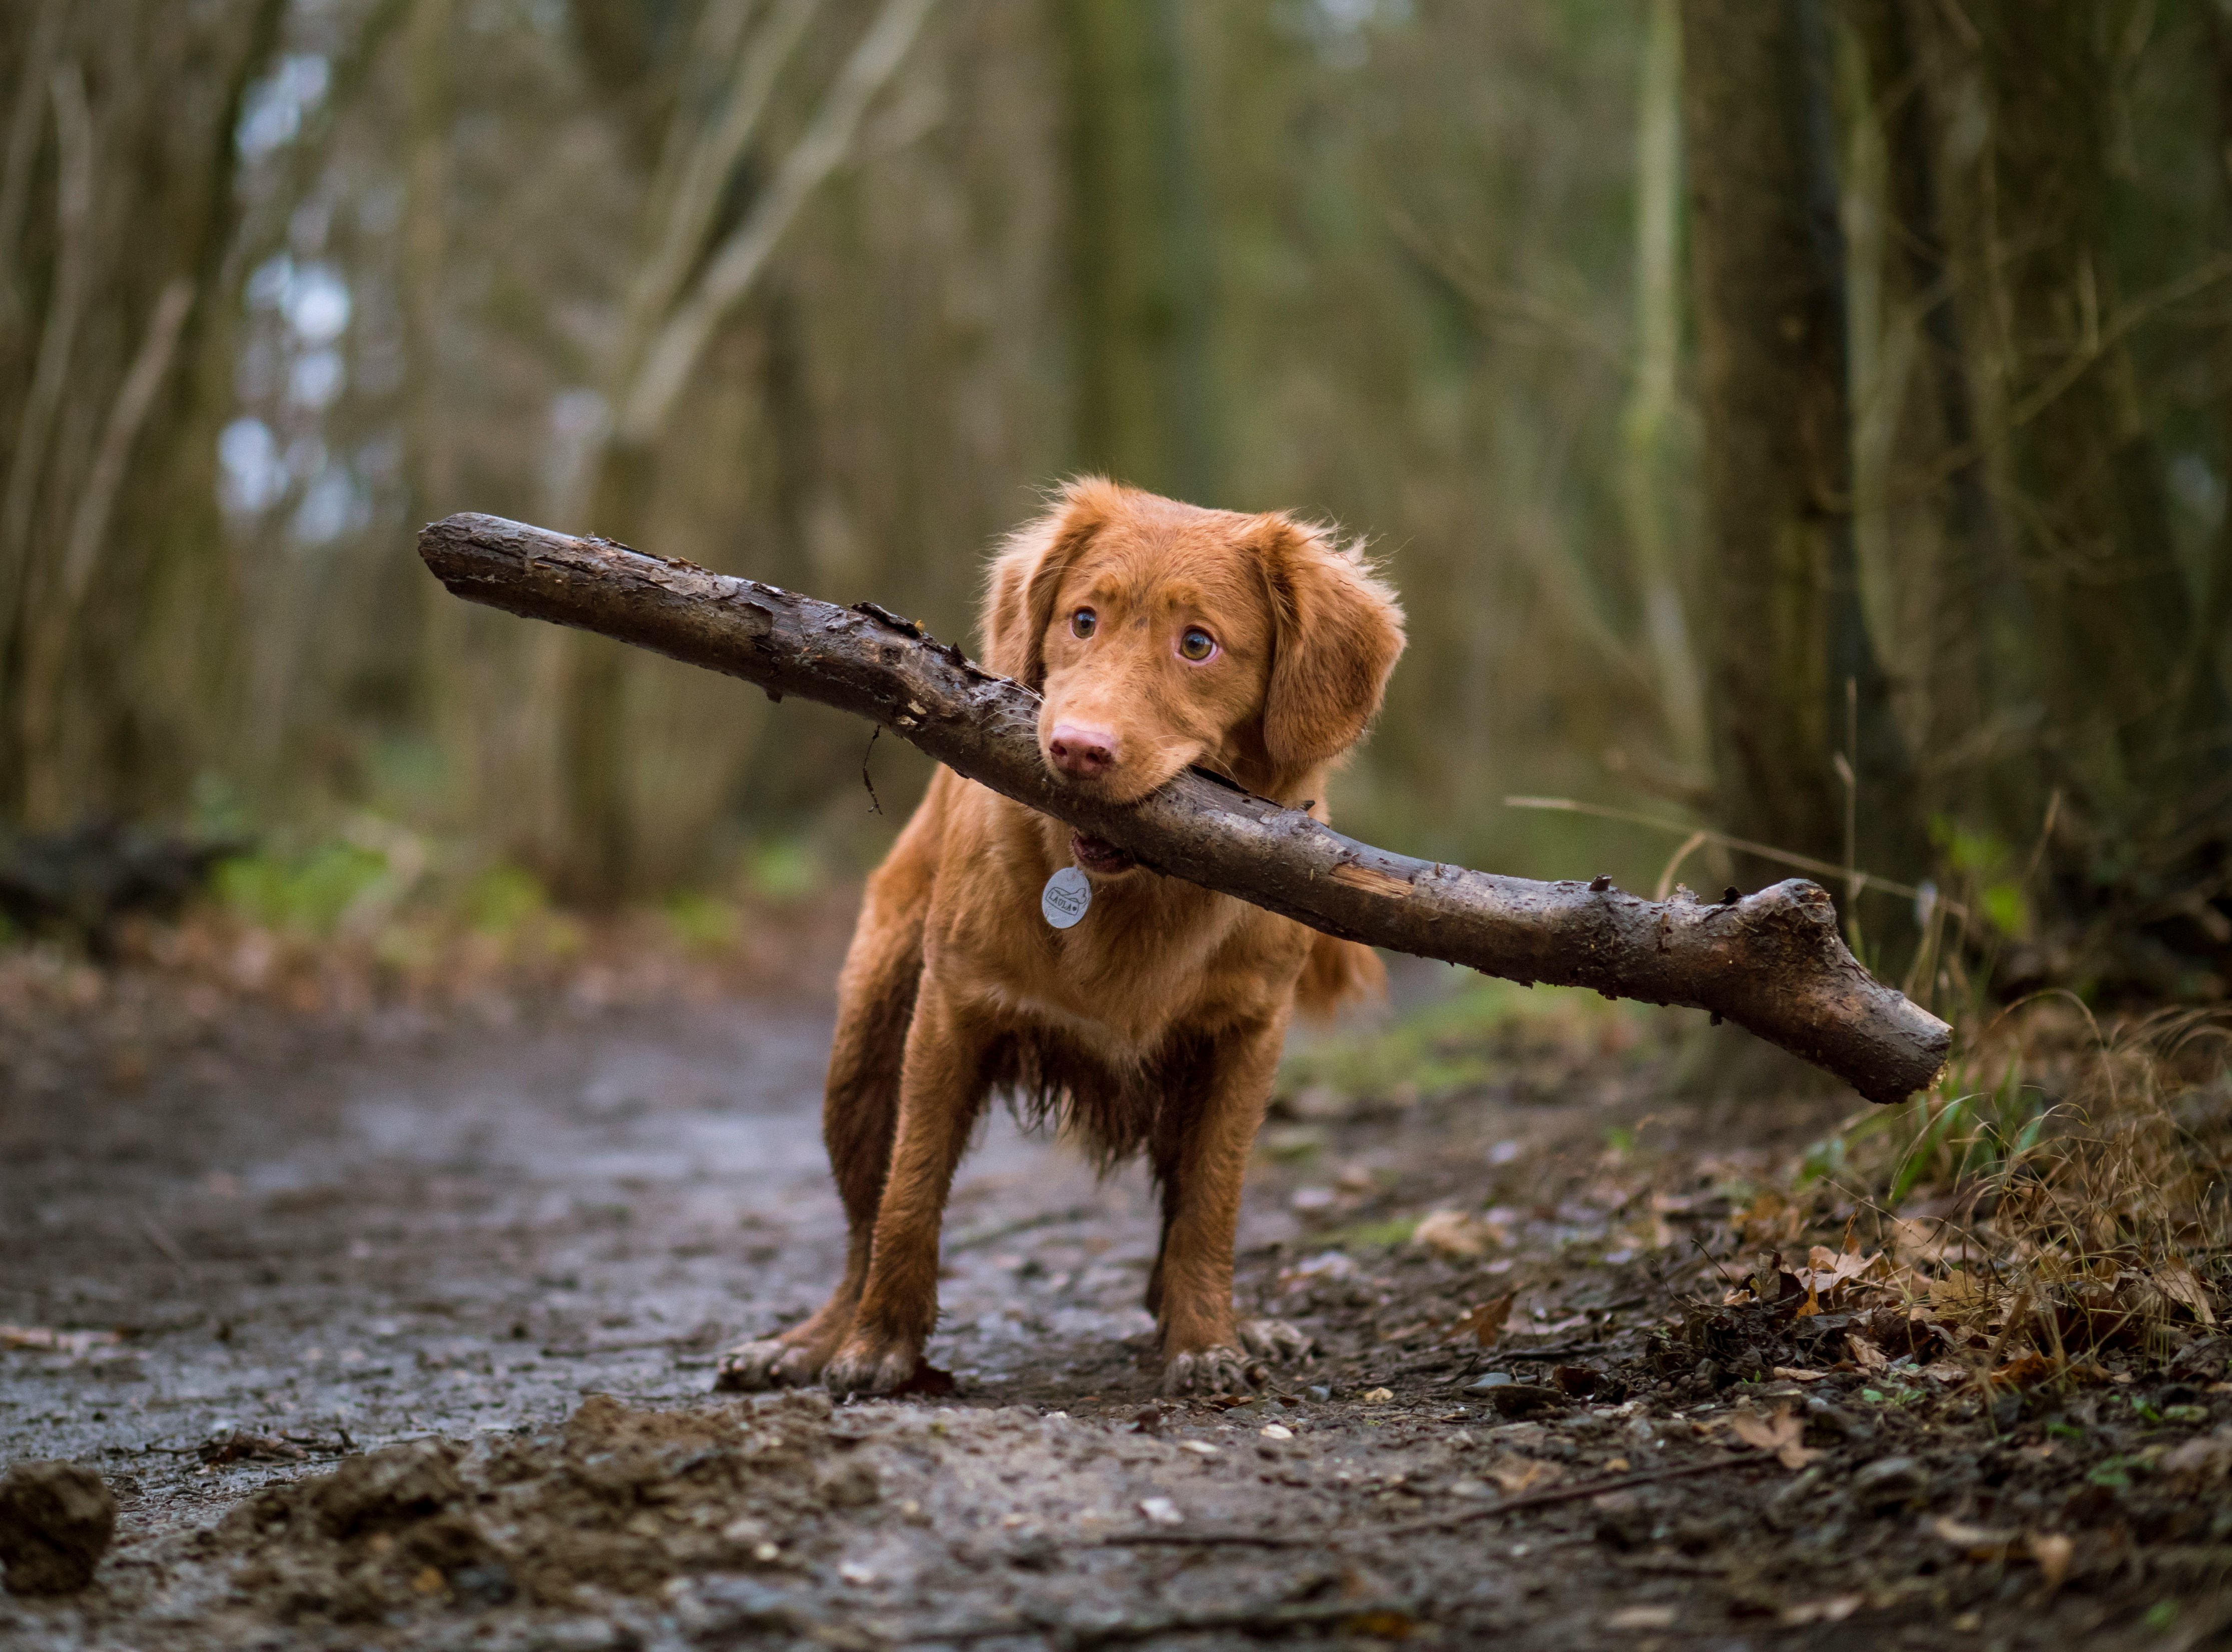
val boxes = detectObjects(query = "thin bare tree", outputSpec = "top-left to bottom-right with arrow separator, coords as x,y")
553,0 -> 939,898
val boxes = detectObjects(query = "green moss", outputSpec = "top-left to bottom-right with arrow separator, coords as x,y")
1280,975 -> 1645,1104
663,891 -> 739,951
464,864 -> 548,937
214,843 -> 390,935
1309,1215 -> 1419,1252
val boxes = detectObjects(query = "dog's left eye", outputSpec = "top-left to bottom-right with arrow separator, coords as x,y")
1178,627 -> 1217,662
1071,608 -> 1096,639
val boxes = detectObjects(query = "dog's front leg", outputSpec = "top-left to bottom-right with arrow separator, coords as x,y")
1154,1014 -> 1314,1395
822,980 -> 989,1395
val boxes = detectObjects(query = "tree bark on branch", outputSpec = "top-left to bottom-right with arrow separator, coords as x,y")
419,512 -> 1953,1105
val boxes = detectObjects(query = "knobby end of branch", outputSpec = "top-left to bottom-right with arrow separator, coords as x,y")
1716,879 -> 1953,1107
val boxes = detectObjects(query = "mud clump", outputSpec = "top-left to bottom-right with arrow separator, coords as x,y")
222,1391 -> 866,1626
0,1460 -> 117,1595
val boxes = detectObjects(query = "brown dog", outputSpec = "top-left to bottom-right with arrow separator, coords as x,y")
718,479 -> 1405,1395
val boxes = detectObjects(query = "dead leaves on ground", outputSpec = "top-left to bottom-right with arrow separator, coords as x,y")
1687,1220 -> 2227,1391
1444,1294 -> 1514,1348
1727,1408 -> 1819,1470
1928,1518 -> 2075,1590
1411,1209 -> 1499,1260
1484,1455 -> 1563,1495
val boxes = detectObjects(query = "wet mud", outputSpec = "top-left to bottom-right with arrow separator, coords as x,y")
3,952 -> 2228,1648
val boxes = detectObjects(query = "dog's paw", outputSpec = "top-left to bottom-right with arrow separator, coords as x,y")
1160,1344 -> 1268,1396
712,1338 -> 823,1393
1236,1318 -> 1314,1364
822,1333 -> 922,1397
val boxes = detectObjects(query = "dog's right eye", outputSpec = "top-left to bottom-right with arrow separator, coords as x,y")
1070,608 -> 1096,639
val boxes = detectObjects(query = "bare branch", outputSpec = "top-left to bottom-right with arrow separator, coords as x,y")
419,513 -> 1955,1105
618,0 -> 823,375
615,0 -> 936,444
0,61 -> 94,641
18,275 -> 198,821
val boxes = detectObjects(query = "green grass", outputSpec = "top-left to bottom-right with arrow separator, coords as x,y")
1308,1215 -> 1421,1252
214,842 -> 392,935
1797,1047 -> 2050,1207
1280,975 -> 1647,1104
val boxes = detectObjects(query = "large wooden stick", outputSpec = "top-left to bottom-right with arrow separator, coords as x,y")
418,513 -> 1952,1103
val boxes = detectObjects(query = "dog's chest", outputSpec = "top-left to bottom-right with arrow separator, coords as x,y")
989,895 -> 1251,1059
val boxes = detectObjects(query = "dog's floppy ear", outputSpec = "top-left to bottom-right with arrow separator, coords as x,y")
1259,518 -> 1405,771
981,478 -> 1118,690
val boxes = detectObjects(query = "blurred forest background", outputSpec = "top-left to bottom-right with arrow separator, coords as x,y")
1,0 -> 2227,1006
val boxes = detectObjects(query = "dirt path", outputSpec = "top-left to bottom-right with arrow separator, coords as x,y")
2,958 -> 2226,1649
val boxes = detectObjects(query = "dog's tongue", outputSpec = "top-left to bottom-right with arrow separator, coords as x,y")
1071,832 -> 1136,874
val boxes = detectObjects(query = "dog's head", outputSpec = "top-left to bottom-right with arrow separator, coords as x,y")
981,479 -> 1404,873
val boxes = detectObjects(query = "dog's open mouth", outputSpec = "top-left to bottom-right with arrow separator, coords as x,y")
1070,832 -> 1137,876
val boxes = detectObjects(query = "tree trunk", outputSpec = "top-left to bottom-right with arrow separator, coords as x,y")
1681,0 -> 1922,935
546,0 -> 936,900
1620,0 -> 1705,771
419,511 -> 1953,1105
1953,2 -> 2201,850
0,0 -> 280,828
1060,0 -> 1217,502
1845,0 -> 2008,830
2182,4 -> 2232,760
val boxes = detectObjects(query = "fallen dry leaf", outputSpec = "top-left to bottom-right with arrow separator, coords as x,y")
2159,1426 -> 2232,1484
0,1324 -> 124,1356
1890,1216 -> 1953,1262
1779,1596 -> 1861,1626
2032,1532 -> 2074,1590
2155,1260 -> 2219,1327
1733,1191 -> 1804,1248
1931,1515 -> 2020,1560
1520,1312 -> 1591,1337
1728,1407 -> 1818,1470
1770,1365 -> 1828,1382
1929,1270 -> 1988,1309
1846,1332 -> 1890,1372
1446,1293 -> 1515,1348
1603,1604 -> 1677,1630
1803,1244 -> 1880,1285
1485,1455 -> 1563,1495
1988,1352 -> 2060,1390
1412,1209 -> 1495,1260
1550,1364 -> 1599,1398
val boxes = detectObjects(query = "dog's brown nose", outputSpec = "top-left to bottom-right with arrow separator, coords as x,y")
1047,723 -> 1117,777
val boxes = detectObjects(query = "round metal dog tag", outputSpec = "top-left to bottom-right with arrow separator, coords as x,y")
1041,865 -> 1092,930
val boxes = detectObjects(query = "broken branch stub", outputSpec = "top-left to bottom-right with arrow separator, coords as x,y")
417,513 -> 1952,1103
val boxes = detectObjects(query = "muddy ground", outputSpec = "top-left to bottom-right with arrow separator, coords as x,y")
3,931 -> 2229,1650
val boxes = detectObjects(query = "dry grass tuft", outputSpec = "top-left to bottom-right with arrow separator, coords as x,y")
1768,1000 -> 2232,1385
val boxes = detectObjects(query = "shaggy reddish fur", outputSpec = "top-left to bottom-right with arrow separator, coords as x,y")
718,479 -> 1406,1396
